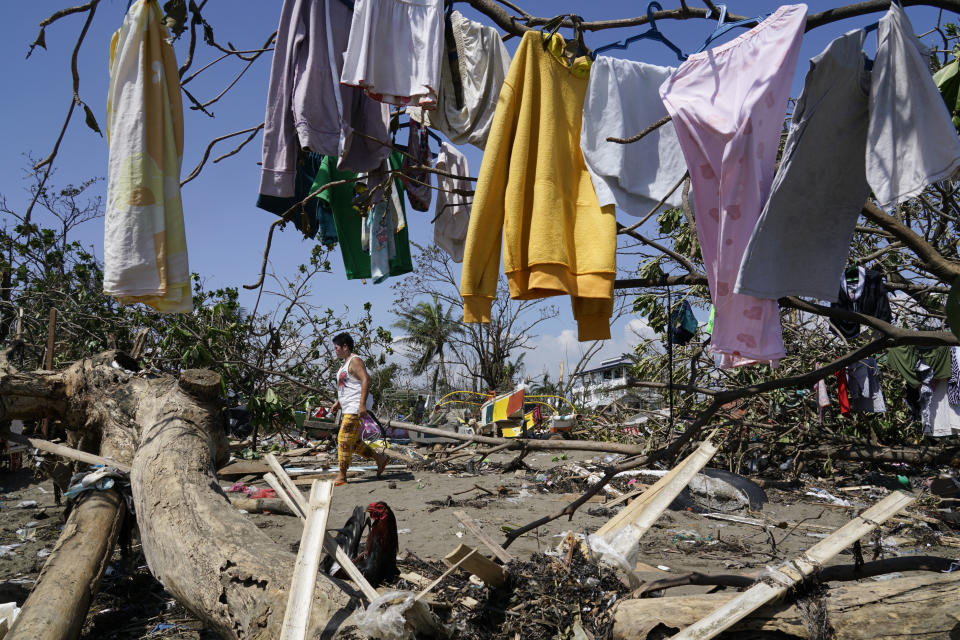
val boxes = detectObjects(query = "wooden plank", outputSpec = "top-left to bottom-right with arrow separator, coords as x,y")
443,543 -> 506,587
415,548 -> 478,602
264,473 -> 305,520
700,512 -> 834,533
621,441 -> 718,543
265,453 -> 308,516
279,480 -> 334,640
596,441 -> 717,538
217,460 -> 271,476
292,472 -> 359,485
0,431 -> 131,473
320,534 -> 379,602
669,490 -> 915,640
41,308 -> 56,439
604,484 -> 651,509
452,510 -> 513,564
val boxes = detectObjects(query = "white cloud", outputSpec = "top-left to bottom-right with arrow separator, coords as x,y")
625,317 -> 657,345
523,316 -> 662,381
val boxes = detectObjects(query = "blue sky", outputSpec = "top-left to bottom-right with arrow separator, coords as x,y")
1,0 -> 954,380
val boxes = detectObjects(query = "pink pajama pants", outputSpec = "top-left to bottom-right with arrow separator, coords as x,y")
659,4 -> 807,368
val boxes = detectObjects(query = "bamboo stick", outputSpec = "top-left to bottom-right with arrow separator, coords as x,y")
280,480 -> 334,640
670,491 -> 916,640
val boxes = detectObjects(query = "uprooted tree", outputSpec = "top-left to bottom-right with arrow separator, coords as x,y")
6,1 -> 960,638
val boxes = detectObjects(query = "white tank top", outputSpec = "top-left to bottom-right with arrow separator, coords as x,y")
336,354 -> 372,414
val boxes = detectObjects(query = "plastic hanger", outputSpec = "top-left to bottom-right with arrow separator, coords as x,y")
541,14 -> 591,59
694,4 -> 771,54
592,2 -> 686,60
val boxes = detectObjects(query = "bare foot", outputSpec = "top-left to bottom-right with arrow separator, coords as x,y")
334,478 -> 348,487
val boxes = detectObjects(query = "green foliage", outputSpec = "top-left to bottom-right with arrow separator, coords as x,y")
0,170 -> 394,439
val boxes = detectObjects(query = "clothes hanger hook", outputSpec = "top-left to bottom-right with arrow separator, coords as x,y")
647,1 -> 664,33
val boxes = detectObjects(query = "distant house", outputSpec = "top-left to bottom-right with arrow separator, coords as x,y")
568,356 -> 662,410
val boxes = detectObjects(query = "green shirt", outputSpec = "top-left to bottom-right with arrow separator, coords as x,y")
311,153 -> 413,280
885,345 -> 952,388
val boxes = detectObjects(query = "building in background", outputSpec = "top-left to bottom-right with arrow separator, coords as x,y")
569,356 -> 661,411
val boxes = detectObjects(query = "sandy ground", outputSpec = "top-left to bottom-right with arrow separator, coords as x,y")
0,442 -> 956,638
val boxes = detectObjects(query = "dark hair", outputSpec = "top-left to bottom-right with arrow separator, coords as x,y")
332,333 -> 354,351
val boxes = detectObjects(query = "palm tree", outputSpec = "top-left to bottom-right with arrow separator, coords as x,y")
392,295 -> 462,399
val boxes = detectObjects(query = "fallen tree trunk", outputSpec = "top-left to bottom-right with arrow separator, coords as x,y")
6,488 -> 125,640
802,443 -> 960,465
613,573 -> 960,639
389,419 -> 651,455
0,354 -> 369,639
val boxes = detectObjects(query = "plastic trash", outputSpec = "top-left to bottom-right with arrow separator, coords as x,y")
805,487 -> 853,507
16,500 -> 38,509
0,602 -> 21,629
586,528 -> 640,587
354,591 -> 416,640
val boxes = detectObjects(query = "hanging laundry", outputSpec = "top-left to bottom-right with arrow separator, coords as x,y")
340,0 -> 444,108
104,0 -> 191,313
256,151 -> 338,243
669,299 -> 698,346
460,32 -> 616,342
834,368 -> 851,415
867,3 -> 960,209
846,358 -> 886,413
927,378 -> 960,436
659,4 -> 806,368
312,152 -> 413,280
949,346 -> 960,406
814,378 -> 830,423
400,122 -> 433,211
886,344 -> 952,387
736,29 -> 872,302
580,57 -> 686,216
433,142 -> 471,262
367,200 -> 395,283
829,267 -> 892,339
408,10 -> 511,148
885,344 -> 951,429
261,0 -> 390,198
738,5 -> 960,302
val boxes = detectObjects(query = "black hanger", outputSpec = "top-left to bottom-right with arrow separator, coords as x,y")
396,120 -> 444,146
541,13 -> 592,59
695,4 -> 770,54
592,2 -> 686,61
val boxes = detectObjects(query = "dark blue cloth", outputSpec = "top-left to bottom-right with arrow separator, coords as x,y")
256,152 -> 338,244
670,299 -> 698,346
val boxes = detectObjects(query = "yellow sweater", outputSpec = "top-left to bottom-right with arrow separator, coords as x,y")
459,32 -> 616,341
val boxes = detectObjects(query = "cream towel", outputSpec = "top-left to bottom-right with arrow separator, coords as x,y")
104,0 -> 191,313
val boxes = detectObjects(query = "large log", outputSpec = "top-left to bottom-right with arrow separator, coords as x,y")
129,370 -> 354,639
612,573 -> 960,639
6,489 -> 125,640
0,356 -> 364,640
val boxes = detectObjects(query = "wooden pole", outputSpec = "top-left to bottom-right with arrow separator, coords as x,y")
596,440 -> 717,539
669,490 -> 916,640
6,489 -> 125,640
261,463 -> 379,602
41,308 -> 56,438
0,430 -> 131,473
280,480 -> 334,640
